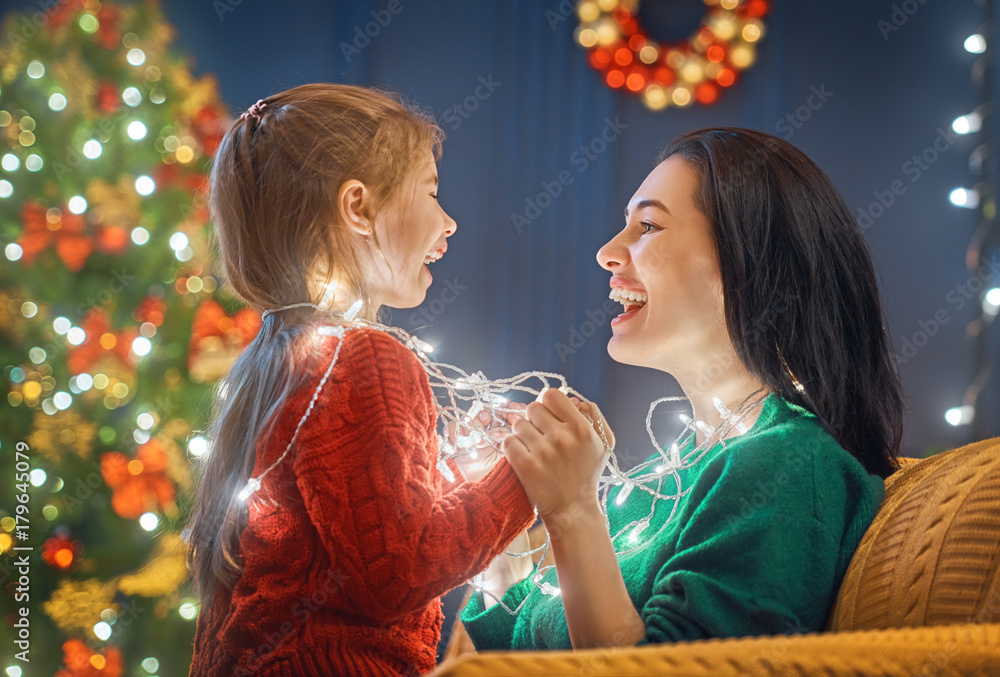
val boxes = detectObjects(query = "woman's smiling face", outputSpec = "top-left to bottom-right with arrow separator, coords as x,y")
596,155 -> 726,371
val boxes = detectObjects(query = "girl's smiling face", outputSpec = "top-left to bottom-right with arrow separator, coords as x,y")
370,147 -> 457,309
596,155 -> 726,371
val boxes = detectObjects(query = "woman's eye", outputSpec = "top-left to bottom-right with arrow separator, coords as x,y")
430,193 -> 440,201
640,221 -> 659,234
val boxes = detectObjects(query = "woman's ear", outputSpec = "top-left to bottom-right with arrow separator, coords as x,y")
337,179 -> 371,237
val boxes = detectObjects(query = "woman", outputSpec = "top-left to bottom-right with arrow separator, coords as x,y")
460,127 -> 903,649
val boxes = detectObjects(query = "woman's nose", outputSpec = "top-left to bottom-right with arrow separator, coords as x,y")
443,210 -> 457,236
597,231 -> 627,271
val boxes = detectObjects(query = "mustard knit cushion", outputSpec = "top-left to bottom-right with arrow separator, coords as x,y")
831,436 -> 1000,630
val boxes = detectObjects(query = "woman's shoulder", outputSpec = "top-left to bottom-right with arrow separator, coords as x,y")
726,394 -> 862,472
699,394 -> 883,518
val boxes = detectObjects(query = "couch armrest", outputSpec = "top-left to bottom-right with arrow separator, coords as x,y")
428,622 -> 1000,676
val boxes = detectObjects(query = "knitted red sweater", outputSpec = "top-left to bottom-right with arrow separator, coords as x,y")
188,326 -> 535,676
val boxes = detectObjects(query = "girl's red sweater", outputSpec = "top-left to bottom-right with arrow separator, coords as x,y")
188,326 -> 535,676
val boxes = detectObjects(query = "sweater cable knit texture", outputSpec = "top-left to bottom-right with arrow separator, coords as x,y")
189,326 -> 536,676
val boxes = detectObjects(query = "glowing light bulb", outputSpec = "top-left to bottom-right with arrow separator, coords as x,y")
126,48 -> 146,66
68,195 -> 87,213
238,477 -> 260,501
965,33 -> 986,54
131,337 -> 151,356
83,140 -> 102,159
188,436 -> 208,457
615,481 -> 634,505
66,327 -> 86,345
984,287 -> 1000,316
123,86 -> 142,106
945,405 -> 974,426
135,175 -> 155,195
952,113 -> 982,135
127,120 -> 147,139
344,299 -> 363,320
949,188 -> 979,209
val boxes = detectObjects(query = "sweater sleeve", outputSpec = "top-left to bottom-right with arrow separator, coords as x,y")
638,431 -> 880,646
291,329 -> 536,623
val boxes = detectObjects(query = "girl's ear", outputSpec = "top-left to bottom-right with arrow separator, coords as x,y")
337,179 -> 371,236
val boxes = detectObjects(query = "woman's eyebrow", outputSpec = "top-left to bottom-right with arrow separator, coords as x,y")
625,199 -> 671,219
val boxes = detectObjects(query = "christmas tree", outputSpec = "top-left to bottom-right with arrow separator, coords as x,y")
0,1 -> 254,674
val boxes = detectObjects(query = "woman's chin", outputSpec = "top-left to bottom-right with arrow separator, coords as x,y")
606,335 -> 638,365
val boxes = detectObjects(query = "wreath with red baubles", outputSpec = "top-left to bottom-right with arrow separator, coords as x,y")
575,0 -> 771,110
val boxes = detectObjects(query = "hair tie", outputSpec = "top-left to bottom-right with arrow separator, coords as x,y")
239,98 -> 269,124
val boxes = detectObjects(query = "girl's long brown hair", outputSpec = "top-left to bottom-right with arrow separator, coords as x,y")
185,83 -> 443,606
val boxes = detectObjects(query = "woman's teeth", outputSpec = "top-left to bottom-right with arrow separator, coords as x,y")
424,251 -> 443,265
609,287 -> 648,309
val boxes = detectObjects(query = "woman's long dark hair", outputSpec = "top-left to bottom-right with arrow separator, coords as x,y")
659,128 -> 903,478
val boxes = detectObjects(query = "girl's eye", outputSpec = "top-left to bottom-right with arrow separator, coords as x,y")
430,193 -> 440,201
640,221 -> 659,234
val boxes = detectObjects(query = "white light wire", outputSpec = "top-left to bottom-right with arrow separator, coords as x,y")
238,300 -> 769,615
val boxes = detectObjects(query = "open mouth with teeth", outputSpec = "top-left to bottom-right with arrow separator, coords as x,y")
609,287 -> 648,323
424,249 -> 444,265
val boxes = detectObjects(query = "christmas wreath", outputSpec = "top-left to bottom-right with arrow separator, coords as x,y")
575,0 -> 771,110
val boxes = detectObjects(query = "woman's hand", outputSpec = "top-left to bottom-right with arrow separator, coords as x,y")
502,388 -> 613,520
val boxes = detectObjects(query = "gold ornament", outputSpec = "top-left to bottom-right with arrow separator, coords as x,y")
157,418 -> 194,491
49,47 -> 99,123
42,578 -> 117,634
0,291 -> 26,342
86,176 -> 144,230
28,409 -> 98,463
116,532 -> 190,598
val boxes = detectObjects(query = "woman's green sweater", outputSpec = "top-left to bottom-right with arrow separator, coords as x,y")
461,392 -> 886,649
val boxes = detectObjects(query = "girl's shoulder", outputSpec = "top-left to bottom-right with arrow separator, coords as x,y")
315,323 -> 422,368
309,323 -> 430,395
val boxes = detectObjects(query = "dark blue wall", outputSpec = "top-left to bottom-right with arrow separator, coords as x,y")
157,0 -> 999,460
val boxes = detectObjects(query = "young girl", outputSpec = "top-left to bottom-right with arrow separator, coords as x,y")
185,83 -> 535,675
462,128 -> 903,650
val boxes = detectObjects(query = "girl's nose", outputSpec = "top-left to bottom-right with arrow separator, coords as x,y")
443,210 -> 457,236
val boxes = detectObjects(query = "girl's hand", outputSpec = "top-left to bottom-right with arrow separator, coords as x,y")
502,388 -> 612,519
445,402 -> 527,482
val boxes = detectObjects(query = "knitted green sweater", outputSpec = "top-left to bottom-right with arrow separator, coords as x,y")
461,392 -> 886,650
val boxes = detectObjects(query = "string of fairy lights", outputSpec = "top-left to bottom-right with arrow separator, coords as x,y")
238,299 -> 771,613
944,6 -> 1000,436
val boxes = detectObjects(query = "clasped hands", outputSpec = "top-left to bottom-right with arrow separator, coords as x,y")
447,388 -> 614,520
